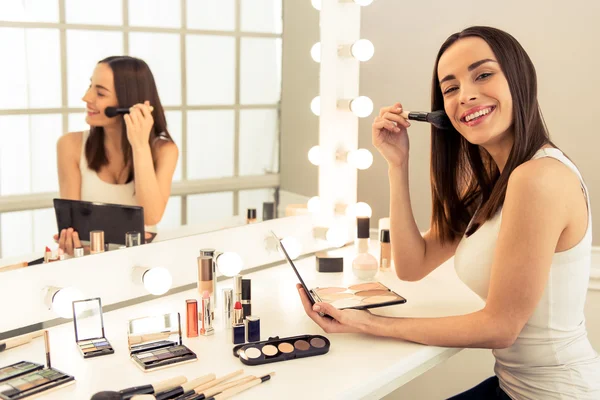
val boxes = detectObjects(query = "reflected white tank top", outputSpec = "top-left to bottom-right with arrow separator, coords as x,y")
454,148 -> 600,399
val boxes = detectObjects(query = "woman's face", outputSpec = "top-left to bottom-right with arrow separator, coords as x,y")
437,37 -> 513,146
81,62 -> 120,127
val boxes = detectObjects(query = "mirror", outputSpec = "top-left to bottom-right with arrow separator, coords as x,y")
72,298 -> 104,342
0,0 -> 285,269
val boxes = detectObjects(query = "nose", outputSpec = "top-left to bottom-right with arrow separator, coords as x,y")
459,83 -> 478,105
81,87 -> 93,104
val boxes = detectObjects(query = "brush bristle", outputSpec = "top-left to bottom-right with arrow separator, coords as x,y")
427,110 -> 453,130
90,392 -> 122,400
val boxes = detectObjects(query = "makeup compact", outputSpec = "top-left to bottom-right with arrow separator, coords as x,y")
232,334 -> 330,366
127,313 -> 197,372
72,297 -> 114,358
271,230 -> 407,311
0,331 -> 75,399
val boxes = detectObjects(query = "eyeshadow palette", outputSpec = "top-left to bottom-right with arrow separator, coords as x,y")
0,365 -> 74,400
233,335 -> 330,366
312,281 -> 407,310
128,313 -> 197,372
77,338 -> 114,358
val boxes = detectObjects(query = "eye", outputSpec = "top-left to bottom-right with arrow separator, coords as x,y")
476,72 -> 493,80
97,92 -> 105,97
443,86 -> 457,95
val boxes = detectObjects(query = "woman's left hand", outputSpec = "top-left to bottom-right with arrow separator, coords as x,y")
124,101 -> 154,150
296,283 -> 374,334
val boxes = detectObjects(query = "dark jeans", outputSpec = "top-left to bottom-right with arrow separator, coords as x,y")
447,376 -> 512,399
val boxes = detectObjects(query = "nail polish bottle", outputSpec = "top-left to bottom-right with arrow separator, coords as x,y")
352,217 -> 378,280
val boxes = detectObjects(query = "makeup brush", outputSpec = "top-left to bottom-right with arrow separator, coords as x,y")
208,373 -> 275,400
400,110 -> 452,130
90,376 -> 187,400
0,331 -> 45,353
173,370 -> 245,400
151,374 -> 216,400
105,106 -> 154,118
181,376 -> 255,400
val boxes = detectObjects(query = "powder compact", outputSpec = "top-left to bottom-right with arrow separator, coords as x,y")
271,230 -> 407,311
72,297 -> 114,358
0,331 -> 75,399
127,312 -> 197,372
232,334 -> 330,366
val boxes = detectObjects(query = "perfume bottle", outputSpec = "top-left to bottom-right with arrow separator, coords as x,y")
352,217 -> 378,280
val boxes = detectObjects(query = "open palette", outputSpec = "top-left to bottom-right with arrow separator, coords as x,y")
0,333 -> 75,399
233,335 -> 330,365
72,298 -> 114,358
271,230 -> 407,311
128,312 -> 197,372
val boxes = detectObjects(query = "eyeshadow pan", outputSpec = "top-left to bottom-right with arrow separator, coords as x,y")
319,292 -> 355,302
245,347 -> 262,359
310,338 -> 326,348
261,345 -> 278,356
0,384 -> 12,393
278,343 -> 294,353
355,290 -> 390,297
362,295 -> 398,305
349,282 -> 385,291
315,287 -> 347,295
294,340 -> 310,351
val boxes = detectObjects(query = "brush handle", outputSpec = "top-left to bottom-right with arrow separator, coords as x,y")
203,376 -> 254,398
153,376 -> 187,393
131,395 -> 156,400
0,331 -> 44,352
182,374 -> 215,392
0,261 -> 28,272
192,369 -> 244,394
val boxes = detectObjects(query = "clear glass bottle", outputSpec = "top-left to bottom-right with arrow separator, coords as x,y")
352,217 -> 378,280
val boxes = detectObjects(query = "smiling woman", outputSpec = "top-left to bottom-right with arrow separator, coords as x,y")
55,56 -> 179,255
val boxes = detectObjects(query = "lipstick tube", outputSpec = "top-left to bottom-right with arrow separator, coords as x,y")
186,300 -> 198,338
201,292 -> 214,336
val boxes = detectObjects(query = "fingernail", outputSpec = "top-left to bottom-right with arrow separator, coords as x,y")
397,108 -> 402,112
313,305 -> 321,311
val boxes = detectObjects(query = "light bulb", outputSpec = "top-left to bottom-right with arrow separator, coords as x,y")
351,39 -> 375,62
279,237 -> 302,260
143,267 -> 172,296
307,196 -> 321,213
310,96 -> 321,116
354,0 -> 374,5
347,149 -> 373,170
326,227 -> 348,248
354,202 -> 373,218
311,0 -> 322,10
311,42 -> 321,63
350,96 -> 374,118
51,287 -> 83,319
308,146 -> 321,166
217,252 -> 243,277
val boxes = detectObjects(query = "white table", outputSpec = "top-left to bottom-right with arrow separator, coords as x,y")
1,243 -> 483,400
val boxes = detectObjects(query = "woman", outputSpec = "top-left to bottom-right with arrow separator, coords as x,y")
297,26 -> 600,399
56,56 -> 178,255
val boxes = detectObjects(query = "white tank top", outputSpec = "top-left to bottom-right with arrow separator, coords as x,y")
454,148 -> 600,399
80,130 -> 137,206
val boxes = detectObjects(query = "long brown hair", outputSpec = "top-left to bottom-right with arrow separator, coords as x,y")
430,26 -> 556,243
85,56 -> 173,182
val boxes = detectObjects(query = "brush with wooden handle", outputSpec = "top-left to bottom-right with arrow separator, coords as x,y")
175,369 -> 244,399
149,374 -> 216,400
208,373 -> 275,400
182,376 -> 255,400
90,376 -> 187,400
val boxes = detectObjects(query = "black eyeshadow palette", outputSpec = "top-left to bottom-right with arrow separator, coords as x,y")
0,364 -> 74,400
131,344 -> 196,371
233,334 -> 330,366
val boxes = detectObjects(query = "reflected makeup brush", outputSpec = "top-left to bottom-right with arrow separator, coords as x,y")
90,376 -> 187,400
0,331 -> 45,353
400,109 -> 452,130
105,106 -> 154,117
208,373 -> 275,400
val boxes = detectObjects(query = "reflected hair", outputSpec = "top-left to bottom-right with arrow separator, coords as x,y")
85,56 -> 173,182
429,26 -> 555,243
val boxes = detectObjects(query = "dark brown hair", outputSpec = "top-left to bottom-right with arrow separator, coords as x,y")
85,56 -> 172,182
430,26 -> 555,243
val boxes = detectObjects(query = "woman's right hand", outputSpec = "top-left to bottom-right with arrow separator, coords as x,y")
372,102 -> 411,168
53,228 -> 82,256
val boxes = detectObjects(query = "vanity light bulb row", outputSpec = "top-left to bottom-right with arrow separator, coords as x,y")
311,39 -> 375,63
307,145 -> 374,170
310,95 -> 374,118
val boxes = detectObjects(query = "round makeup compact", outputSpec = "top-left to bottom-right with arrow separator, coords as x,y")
232,334 -> 331,366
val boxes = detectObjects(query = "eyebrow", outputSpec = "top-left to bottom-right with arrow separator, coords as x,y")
89,78 -> 110,92
439,58 -> 498,85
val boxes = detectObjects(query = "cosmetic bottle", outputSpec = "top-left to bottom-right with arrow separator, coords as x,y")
352,217 -> 378,280
197,256 -> 214,299
379,229 -> 391,271
200,291 -> 214,336
90,230 -> 105,254
247,208 -> 257,224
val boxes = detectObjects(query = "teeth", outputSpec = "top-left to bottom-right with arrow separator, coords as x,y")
465,107 -> 492,122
